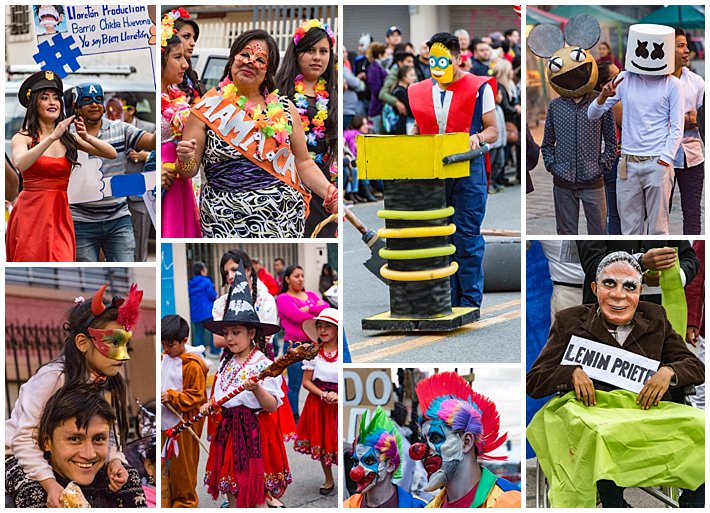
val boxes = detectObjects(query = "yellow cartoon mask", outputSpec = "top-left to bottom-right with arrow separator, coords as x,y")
429,43 -> 454,84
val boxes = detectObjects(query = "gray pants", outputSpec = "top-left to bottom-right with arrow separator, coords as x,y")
617,157 -> 674,234
553,185 -> 607,235
128,198 -> 151,262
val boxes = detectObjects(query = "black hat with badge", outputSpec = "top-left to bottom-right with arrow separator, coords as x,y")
204,260 -> 281,336
19,70 -> 64,108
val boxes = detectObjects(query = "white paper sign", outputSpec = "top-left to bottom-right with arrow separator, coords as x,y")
561,335 -> 661,393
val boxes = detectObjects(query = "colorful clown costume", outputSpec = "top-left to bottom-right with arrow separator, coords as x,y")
411,372 -> 520,508
345,407 -> 426,508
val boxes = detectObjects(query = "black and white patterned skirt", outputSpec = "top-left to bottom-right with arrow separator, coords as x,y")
200,182 -> 306,238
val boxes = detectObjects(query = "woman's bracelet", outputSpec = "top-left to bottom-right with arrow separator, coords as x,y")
322,183 -> 338,214
178,156 -> 196,172
320,390 -> 327,401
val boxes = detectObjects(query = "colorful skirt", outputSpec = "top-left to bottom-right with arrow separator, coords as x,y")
205,405 -> 292,506
273,378 -> 297,442
294,380 -> 338,467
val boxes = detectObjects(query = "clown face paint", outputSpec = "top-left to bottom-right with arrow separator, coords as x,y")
429,43 -> 454,84
88,327 -> 131,361
625,24 -> 675,76
421,418 -> 464,492
351,444 -> 387,494
236,42 -> 269,70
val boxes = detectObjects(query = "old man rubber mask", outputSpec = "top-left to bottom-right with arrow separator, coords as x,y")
429,42 -> 454,84
528,14 -> 600,97
625,24 -> 675,76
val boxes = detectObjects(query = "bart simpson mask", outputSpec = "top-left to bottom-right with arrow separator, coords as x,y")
429,43 -> 454,84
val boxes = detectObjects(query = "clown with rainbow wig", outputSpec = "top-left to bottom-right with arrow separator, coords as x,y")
345,407 -> 426,508
410,372 -> 520,508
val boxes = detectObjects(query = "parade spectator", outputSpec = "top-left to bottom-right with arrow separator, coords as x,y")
413,40 -> 432,81
276,19 -> 338,238
454,29 -> 470,53
388,65 -> 417,135
671,28 -> 705,235
470,38 -> 493,77
378,47 -> 416,124
382,26 -> 403,68
273,257 -> 286,292
343,47 -> 366,129
176,29 -> 337,238
187,261 -> 217,355
504,28 -> 521,58
111,91 -> 155,261
318,263 -> 338,297
595,41 -> 623,70
252,258 -> 280,296
489,86 -> 508,193
344,115 -> 379,202
493,59 -> 520,187
7,72 -> 117,262
365,42 -> 388,133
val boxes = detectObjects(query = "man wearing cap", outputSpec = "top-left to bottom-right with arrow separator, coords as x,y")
382,26 -> 403,68
409,32 -> 498,309
378,46 -> 417,121
70,82 -> 156,262
588,24 -> 683,235
112,92 -> 156,262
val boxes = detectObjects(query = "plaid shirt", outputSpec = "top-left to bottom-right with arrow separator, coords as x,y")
70,118 -> 145,223
541,91 -> 617,189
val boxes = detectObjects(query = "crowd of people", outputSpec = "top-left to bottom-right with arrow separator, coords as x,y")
343,25 -> 522,202
6,73 -> 157,262
162,248 -> 339,507
5,284 -> 155,507
161,8 -> 338,238
528,16 -> 705,236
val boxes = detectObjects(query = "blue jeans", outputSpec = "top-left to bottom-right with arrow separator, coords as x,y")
74,215 -> 136,262
446,158 -> 487,308
285,341 -> 304,419
603,158 -> 622,235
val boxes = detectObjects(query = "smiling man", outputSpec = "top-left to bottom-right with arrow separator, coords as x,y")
588,24 -> 683,235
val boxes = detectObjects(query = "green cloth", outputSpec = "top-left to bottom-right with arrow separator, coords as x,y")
528,390 -> 705,508
660,253 -> 687,338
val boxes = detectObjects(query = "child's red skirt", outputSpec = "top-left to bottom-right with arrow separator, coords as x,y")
293,380 -> 338,467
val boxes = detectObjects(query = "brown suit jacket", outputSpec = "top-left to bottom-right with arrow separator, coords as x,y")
527,302 -> 704,399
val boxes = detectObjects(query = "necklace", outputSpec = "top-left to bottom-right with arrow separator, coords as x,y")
218,76 -> 292,144
319,347 -> 338,363
219,345 -> 258,392
161,86 -> 190,139
293,74 -> 328,149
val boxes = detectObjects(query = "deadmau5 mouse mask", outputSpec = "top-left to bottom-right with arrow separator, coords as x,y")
625,24 -> 675,75
528,14 -> 601,98
86,283 -> 143,361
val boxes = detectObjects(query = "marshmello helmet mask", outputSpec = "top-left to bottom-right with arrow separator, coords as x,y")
625,24 -> 675,76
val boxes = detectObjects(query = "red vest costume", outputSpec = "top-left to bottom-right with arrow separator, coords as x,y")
409,74 -> 496,135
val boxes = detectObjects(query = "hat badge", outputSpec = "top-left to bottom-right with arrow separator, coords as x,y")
45,70 -> 55,81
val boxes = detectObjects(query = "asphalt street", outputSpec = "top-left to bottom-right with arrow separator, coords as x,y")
344,180 -> 521,363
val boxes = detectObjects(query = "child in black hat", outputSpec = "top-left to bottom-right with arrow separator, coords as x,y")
201,262 -> 291,507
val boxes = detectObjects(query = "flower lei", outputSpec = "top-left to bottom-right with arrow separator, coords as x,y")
161,85 -> 190,139
218,76 -> 292,145
294,74 -> 328,149
293,19 -> 336,47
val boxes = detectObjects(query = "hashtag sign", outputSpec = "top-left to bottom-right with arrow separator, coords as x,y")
32,33 -> 83,79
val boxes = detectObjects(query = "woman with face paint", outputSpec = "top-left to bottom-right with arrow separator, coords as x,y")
276,19 -> 338,238
161,10 -> 201,238
7,71 -> 117,262
527,251 -> 705,507
176,29 -> 338,238
5,284 -> 147,508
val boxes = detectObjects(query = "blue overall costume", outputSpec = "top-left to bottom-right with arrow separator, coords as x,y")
409,74 -> 494,308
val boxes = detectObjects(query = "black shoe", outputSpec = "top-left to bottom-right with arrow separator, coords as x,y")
319,484 -> 335,496
359,184 -> 378,202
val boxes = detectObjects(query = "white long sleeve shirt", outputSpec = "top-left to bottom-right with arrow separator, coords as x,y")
588,71 -> 684,165
673,67 -> 705,168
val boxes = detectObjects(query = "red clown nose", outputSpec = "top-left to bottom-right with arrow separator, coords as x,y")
409,442 -> 429,461
350,465 -> 366,482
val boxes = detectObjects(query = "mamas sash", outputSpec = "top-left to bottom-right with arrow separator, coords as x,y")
191,88 -> 312,211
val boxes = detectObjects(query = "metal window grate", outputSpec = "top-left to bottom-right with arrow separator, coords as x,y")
10,5 -> 30,36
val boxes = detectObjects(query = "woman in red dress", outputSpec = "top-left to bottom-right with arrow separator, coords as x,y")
7,71 -> 117,262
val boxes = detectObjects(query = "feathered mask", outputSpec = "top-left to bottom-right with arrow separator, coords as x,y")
416,371 -> 507,461
85,283 -> 144,361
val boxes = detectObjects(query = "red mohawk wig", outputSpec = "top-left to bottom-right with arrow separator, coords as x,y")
416,371 -> 507,461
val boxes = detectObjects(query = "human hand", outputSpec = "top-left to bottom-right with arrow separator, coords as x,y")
162,164 -> 176,190
107,459 -> 128,492
395,100 -> 407,115
199,402 -> 212,415
128,150 -> 147,163
51,115 -> 76,141
469,134 -> 481,151
243,377 -> 259,392
160,391 -> 169,403
641,247 -> 677,271
686,326 -> 700,347
40,478 -> 64,508
599,75 -> 624,102
644,271 -> 660,287
571,367 -> 596,406
73,116 -> 88,141
299,305 -> 310,312
176,138 -> 197,162
326,391 -> 338,403
637,366 -> 674,409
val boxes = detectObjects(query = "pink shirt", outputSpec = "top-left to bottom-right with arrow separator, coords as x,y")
276,291 -> 328,341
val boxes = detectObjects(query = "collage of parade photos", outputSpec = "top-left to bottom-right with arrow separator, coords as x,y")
0,1 -> 707,509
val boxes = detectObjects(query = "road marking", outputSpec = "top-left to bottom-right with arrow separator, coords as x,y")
354,309 -> 521,362
350,299 -> 520,352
